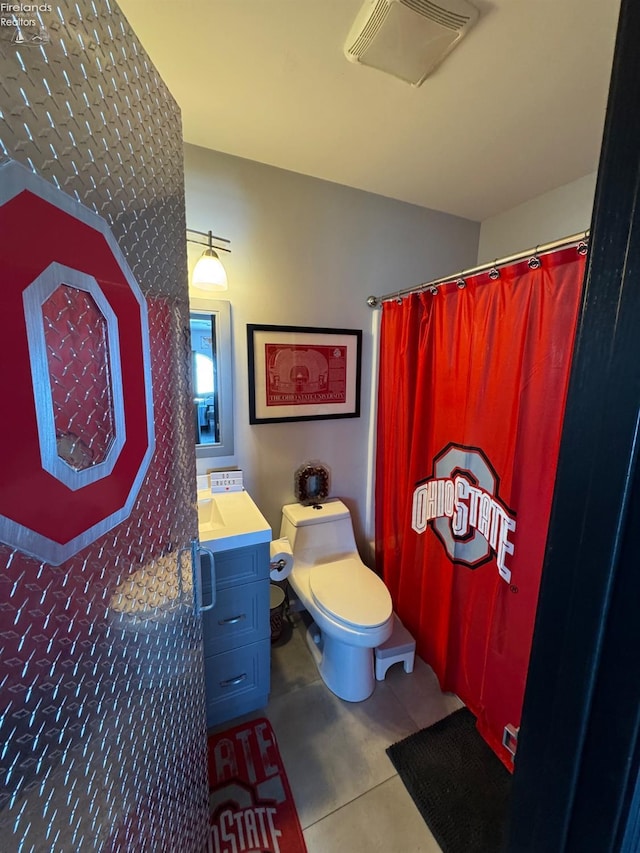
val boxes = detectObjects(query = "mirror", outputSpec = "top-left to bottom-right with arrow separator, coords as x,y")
189,297 -> 234,458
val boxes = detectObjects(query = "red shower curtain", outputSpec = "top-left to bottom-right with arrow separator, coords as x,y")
376,245 -> 586,769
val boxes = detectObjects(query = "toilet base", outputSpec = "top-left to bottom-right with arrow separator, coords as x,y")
305,621 -> 376,702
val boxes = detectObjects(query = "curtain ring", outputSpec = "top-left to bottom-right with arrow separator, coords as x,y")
456,278 -> 466,289
488,262 -> 500,280
577,240 -> 589,256
429,285 -> 438,295
528,246 -> 541,269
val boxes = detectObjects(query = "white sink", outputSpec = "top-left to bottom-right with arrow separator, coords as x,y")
197,496 -> 225,532
197,489 -> 271,551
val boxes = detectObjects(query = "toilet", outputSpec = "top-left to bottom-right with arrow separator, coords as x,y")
280,499 -> 393,702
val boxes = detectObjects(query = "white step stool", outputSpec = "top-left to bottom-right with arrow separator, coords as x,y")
375,614 -> 416,681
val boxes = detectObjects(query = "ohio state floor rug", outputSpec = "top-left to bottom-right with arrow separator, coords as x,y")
208,717 -> 307,853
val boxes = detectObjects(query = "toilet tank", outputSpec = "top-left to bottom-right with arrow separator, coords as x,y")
280,499 -> 358,563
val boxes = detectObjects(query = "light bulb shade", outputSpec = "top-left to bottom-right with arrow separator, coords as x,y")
192,249 -> 228,290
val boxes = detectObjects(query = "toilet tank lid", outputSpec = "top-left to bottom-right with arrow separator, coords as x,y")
282,499 -> 350,527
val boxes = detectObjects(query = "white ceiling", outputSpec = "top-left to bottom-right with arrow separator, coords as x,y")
117,0 -> 621,222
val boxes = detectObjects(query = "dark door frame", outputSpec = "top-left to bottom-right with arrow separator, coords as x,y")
508,0 -> 640,849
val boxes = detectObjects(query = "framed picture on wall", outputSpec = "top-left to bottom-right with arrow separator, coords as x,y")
247,324 -> 362,424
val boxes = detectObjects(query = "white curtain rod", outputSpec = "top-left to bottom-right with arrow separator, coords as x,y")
366,229 -> 590,308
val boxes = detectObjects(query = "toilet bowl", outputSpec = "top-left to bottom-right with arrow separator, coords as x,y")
280,499 -> 393,702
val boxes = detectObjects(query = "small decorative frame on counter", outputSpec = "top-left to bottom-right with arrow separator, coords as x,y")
247,324 -> 362,424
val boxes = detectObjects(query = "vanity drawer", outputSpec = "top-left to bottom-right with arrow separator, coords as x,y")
203,580 -> 270,656
201,541 -> 270,591
204,641 -> 270,727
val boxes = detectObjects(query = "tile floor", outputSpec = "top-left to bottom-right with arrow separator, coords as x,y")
221,611 -> 463,852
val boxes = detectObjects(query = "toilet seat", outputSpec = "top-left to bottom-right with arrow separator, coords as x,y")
309,558 -> 392,629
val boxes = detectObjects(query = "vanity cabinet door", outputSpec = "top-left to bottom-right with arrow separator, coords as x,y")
203,580 -> 269,656
201,542 -> 269,590
204,641 -> 271,724
201,540 -> 271,728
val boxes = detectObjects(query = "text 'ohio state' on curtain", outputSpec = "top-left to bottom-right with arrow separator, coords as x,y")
375,245 -> 586,769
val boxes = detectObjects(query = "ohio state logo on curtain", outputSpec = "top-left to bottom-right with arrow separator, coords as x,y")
411,443 -> 517,582
375,245 -> 586,769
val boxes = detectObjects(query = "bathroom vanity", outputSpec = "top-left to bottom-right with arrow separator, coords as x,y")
197,489 -> 272,728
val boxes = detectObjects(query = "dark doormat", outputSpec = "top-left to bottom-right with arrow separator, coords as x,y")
386,707 -> 512,853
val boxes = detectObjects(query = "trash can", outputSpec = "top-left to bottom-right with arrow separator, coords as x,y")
269,583 -> 286,642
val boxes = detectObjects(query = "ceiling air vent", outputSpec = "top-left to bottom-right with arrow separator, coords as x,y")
344,0 -> 479,87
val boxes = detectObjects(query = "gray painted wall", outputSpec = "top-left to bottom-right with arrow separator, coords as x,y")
184,143 -> 480,557
478,172 -> 597,263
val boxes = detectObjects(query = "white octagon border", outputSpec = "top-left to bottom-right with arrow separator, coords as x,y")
22,263 -> 127,490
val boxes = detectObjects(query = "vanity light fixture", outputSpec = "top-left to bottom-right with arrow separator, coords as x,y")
187,228 -> 230,291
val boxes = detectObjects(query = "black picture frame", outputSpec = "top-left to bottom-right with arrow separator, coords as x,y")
247,324 -> 362,424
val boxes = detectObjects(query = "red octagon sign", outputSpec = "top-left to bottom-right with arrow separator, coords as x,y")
0,160 -> 155,565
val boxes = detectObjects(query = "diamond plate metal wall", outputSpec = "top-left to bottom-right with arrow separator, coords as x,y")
42,284 -> 116,469
0,3 -> 209,850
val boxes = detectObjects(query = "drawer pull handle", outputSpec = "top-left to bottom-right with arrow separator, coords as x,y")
218,613 -> 246,625
220,673 -> 247,687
